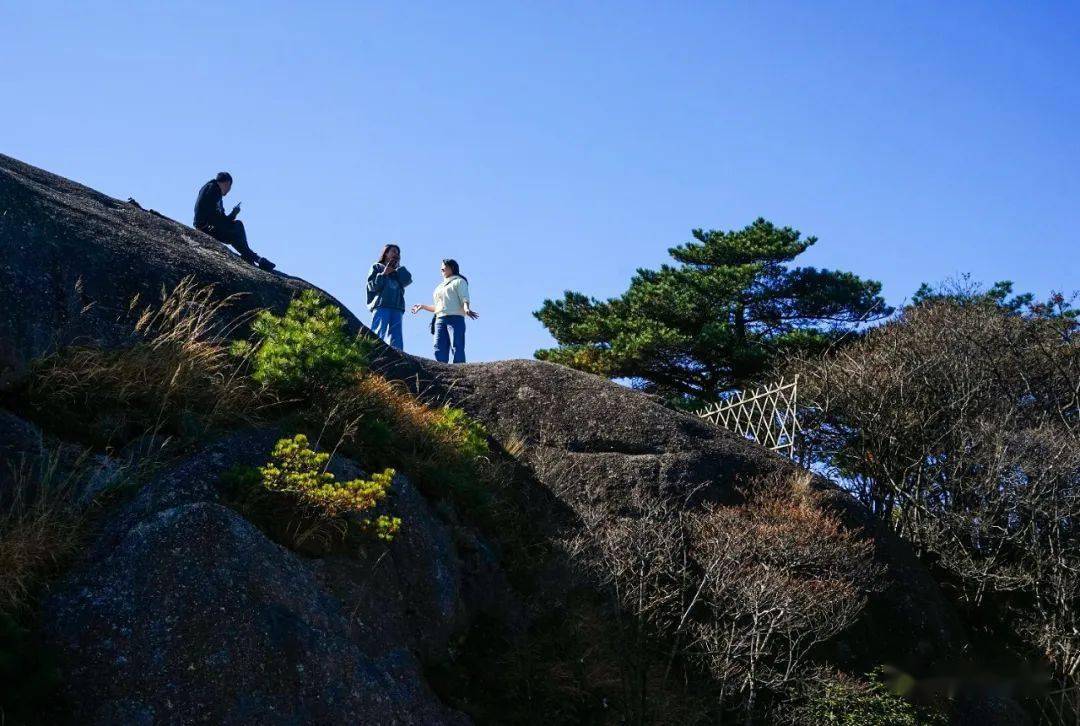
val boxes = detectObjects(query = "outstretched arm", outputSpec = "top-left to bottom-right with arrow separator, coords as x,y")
410,303 -> 435,314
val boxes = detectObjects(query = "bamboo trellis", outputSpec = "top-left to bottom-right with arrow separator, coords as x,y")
698,376 -> 801,458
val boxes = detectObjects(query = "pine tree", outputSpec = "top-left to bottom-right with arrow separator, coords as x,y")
534,218 -> 891,404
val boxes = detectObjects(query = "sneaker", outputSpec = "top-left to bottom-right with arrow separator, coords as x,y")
257,257 -> 277,272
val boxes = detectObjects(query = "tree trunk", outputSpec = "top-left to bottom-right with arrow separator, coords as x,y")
734,303 -> 747,347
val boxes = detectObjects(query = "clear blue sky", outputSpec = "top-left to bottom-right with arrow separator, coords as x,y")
3,1 -> 1076,362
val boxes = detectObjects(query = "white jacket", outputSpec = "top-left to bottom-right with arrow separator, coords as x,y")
433,275 -> 470,317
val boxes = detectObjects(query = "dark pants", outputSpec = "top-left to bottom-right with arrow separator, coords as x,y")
201,220 -> 257,263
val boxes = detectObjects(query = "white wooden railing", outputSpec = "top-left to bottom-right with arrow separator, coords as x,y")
698,376 -> 801,459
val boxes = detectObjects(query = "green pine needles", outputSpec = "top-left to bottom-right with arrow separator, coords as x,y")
430,406 -> 489,462
235,290 -> 371,394
226,289 -> 492,535
229,434 -> 401,553
795,670 -> 947,726
534,217 -> 893,405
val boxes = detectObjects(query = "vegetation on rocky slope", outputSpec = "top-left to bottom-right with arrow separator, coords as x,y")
224,433 -> 401,553
11,270 -> 1071,724
0,282 -> 496,722
0,278 -> 940,724
789,280 -> 1079,724
6,154 -> 999,724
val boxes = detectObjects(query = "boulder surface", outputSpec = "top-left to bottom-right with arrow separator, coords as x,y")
41,429 -> 469,725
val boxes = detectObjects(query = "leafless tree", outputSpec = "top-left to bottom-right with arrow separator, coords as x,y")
686,474 -> 880,722
789,294 -> 1080,722
563,469 -> 881,723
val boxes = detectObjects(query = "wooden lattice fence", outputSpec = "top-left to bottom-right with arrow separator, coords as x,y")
698,376 -> 801,458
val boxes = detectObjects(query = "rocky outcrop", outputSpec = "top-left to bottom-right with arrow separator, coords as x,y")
48,501 -> 454,725
41,429 -> 470,725
1,154 -> 975,720
0,153 -> 357,385
397,360 -> 968,673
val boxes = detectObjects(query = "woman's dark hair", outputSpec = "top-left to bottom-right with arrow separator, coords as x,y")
379,244 -> 401,264
442,258 -> 467,282
215,171 -> 233,184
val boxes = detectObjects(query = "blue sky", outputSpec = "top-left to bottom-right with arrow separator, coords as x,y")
2,1 -> 1076,362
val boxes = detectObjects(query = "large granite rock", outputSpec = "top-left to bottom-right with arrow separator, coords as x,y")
41,429 -> 470,725
2,153 -> 977,717
0,153 -> 357,385
403,358 -> 969,674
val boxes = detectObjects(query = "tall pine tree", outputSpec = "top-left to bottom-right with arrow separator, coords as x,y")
534,218 -> 892,404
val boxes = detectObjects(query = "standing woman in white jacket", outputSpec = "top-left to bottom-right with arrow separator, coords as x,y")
410,258 -> 478,363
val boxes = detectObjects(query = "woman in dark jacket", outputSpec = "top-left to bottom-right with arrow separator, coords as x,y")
366,243 -> 412,350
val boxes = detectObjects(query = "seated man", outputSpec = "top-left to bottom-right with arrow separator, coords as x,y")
193,172 -> 275,271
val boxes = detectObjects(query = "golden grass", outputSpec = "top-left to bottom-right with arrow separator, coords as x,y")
19,277 -> 263,447
319,373 -> 483,473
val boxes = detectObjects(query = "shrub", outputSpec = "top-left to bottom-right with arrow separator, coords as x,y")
564,470 -> 882,721
789,287 -> 1080,713
16,278 -> 258,447
239,290 -> 371,395
790,669 -> 947,726
689,474 -> 882,717
430,406 -> 489,461
231,294 -> 492,511
228,434 -> 400,553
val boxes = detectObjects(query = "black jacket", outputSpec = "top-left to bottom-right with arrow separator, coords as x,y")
193,180 -> 232,230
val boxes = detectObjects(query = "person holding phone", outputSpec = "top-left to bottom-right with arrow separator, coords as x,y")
366,243 -> 412,350
410,258 -> 477,363
193,171 -> 275,271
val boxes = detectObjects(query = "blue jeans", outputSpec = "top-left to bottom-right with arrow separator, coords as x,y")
434,315 -> 466,363
371,307 -> 404,350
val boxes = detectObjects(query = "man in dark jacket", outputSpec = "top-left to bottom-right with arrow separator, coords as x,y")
194,172 -> 275,271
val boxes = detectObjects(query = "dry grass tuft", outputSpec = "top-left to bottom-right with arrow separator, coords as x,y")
0,453 -> 87,614
18,277 -> 262,448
